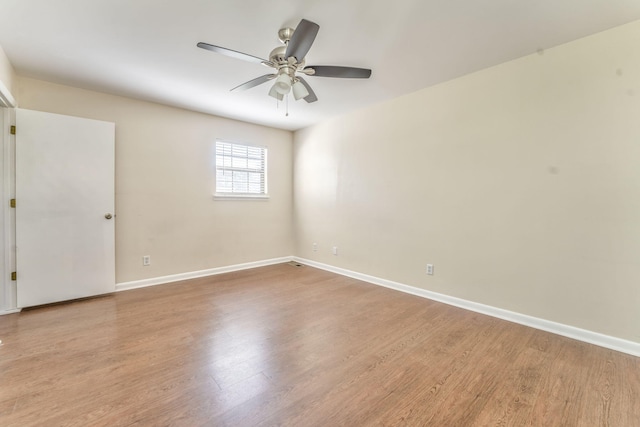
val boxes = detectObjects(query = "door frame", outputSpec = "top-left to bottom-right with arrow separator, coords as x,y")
0,80 -> 17,314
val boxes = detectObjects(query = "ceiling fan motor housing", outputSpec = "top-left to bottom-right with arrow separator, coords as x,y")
269,46 -> 287,64
270,47 -> 305,67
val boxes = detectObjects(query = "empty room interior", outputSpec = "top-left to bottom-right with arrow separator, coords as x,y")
0,1 -> 639,425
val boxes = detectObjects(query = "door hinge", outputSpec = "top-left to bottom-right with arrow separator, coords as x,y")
10,125 -> 16,135
11,272 -> 16,281
10,199 -> 15,208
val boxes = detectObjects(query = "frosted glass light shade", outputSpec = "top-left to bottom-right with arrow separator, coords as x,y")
274,73 -> 292,95
269,84 -> 284,100
292,80 -> 309,100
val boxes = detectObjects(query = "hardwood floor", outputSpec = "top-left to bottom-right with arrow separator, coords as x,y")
0,263 -> 638,426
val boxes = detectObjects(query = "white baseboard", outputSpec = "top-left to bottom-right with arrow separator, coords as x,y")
0,308 -> 21,316
116,256 -> 293,292
294,257 -> 640,358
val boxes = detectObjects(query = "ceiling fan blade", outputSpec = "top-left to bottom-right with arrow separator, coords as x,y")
285,19 -> 320,61
306,66 -> 372,79
297,77 -> 318,103
197,42 -> 267,64
230,74 -> 277,92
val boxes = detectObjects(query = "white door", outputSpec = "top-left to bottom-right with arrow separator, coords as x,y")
16,109 -> 115,307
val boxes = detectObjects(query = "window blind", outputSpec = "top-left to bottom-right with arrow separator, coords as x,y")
215,140 -> 267,196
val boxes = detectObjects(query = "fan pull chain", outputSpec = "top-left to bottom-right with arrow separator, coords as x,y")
286,94 -> 289,117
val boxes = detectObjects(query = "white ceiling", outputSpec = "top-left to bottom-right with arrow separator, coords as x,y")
1,0 -> 640,131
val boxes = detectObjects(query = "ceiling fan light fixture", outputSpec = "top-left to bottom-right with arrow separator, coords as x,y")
198,18 -> 371,107
268,84 -> 284,100
292,79 -> 309,100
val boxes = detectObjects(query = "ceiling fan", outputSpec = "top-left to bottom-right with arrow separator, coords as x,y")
197,19 -> 372,103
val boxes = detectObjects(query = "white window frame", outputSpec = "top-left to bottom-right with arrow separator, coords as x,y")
214,139 -> 268,200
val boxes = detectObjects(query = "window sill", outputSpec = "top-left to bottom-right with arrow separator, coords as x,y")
213,194 -> 270,201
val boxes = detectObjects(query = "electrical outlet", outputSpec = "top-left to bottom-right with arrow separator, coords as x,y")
332,246 -> 338,256
143,255 -> 151,266
426,264 -> 434,275
313,242 -> 318,252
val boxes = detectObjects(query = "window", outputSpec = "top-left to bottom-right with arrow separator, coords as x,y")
215,140 -> 268,198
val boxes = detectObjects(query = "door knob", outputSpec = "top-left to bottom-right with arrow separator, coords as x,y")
105,213 -> 113,219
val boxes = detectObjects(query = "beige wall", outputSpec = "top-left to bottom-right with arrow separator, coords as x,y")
17,77 -> 294,283
294,21 -> 640,343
